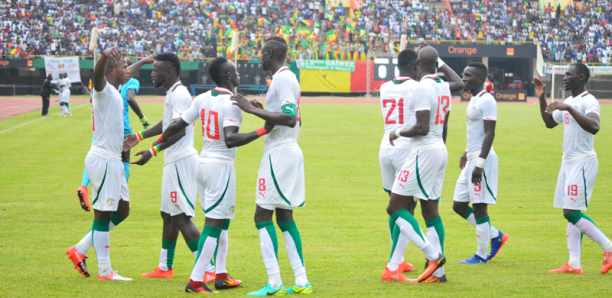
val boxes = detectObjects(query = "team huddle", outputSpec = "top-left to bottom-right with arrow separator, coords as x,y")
63,36 -> 611,294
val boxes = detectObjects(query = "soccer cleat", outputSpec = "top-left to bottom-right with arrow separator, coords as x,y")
214,274 -> 242,290
203,272 -> 216,284
487,232 -> 509,261
417,254 -> 446,283
601,252 -> 612,274
98,271 -> 133,281
77,185 -> 91,212
399,260 -> 414,272
381,266 -> 410,281
247,283 -> 286,296
422,274 -> 447,283
285,283 -> 312,294
66,246 -> 90,277
548,263 -> 583,274
185,282 -> 216,294
140,267 -> 174,278
459,254 -> 488,264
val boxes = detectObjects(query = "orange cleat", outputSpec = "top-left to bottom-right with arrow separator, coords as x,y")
417,254 -> 446,283
381,266 -> 410,282
422,274 -> 447,283
548,263 -> 583,274
399,260 -> 414,272
77,185 -> 91,212
215,274 -> 242,290
66,246 -> 90,277
141,267 -> 174,278
186,282 -> 216,294
601,252 -> 612,274
203,272 -> 216,284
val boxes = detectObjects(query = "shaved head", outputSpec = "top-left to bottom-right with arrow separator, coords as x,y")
417,47 -> 439,76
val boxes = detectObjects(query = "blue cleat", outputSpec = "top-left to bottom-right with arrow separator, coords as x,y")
247,283 -> 286,296
286,283 -> 312,294
487,231 -> 509,261
459,254 -> 488,264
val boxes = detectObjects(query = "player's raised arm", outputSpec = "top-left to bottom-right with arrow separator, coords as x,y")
93,47 -> 123,92
533,77 -> 559,128
230,93 -> 297,127
127,54 -> 157,74
419,41 -> 464,92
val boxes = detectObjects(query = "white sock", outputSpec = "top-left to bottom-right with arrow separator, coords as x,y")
158,249 -> 170,271
282,230 -> 308,287
215,230 -> 229,274
476,220 -> 491,259
574,217 -> 612,252
258,227 -> 282,288
205,262 -> 215,273
93,229 -> 111,276
386,233 -> 410,271
76,230 -> 93,255
394,217 -> 437,260
190,234 -> 219,282
465,212 -> 499,238
427,227 -> 445,277
66,104 -> 71,114
567,223 -> 582,269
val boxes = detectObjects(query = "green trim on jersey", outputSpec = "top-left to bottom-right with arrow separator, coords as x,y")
91,163 -> 108,207
204,170 -> 231,213
281,103 -> 298,116
171,83 -> 182,92
392,78 -> 411,85
211,89 -> 232,97
383,187 -> 391,193
415,152 -> 429,199
483,170 -> 496,201
424,76 -> 442,83
583,167 -> 588,208
269,155 -> 292,206
176,165 -> 195,210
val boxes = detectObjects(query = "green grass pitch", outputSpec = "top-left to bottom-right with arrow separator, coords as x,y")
1,101 -> 611,297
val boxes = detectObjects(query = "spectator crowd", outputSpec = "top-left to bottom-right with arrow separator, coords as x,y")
0,0 -> 610,64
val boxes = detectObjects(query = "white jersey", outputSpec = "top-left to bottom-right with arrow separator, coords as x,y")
552,91 -> 600,163
379,76 -> 415,150
410,74 -> 452,151
162,82 -> 198,164
61,78 -> 71,93
182,87 -> 243,162
465,90 -> 497,159
89,83 -> 123,161
264,66 -> 300,150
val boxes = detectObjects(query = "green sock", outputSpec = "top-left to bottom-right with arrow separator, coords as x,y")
278,220 -> 304,266
110,213 -> 125,229
160,238 -> 177,270
389,224 -> 402,262
388,216 -> 396,241
211,220 -> 231,265
222,219 -> 231,230
194,225 -> 222,265
187,238 -> 199,254
425,216 -> 445,254
256,221 -> 278,260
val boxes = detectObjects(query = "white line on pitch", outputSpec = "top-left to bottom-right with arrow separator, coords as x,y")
0,103 -> 89,134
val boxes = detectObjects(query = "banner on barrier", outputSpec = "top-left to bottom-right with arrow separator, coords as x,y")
296,59 -> 355,72
461,90 -> 527,102
44,56 -> 81,83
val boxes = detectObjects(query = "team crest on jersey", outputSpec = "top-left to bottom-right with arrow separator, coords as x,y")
107,198 -> 116,206
471,106 -> 477,113
229,205 -> 235,215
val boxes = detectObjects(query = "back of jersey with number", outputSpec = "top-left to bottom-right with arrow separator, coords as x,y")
410,76 -> 451,150
379,77 -> 415,149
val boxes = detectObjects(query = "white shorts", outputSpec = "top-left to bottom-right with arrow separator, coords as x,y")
379,148 -> 411,193
161,155 -> 198,217
255,145 -> 305,209
62,91 -> 71,103
554,159 -> 598,211
196,159 -> 236,219
453,153 -> 498,205
391,148 -> 448,201
86,155 -> 129,212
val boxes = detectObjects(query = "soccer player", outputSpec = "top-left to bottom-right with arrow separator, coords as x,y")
122,52 -> 205,280
387,46 -> 463,283
76,58 -> 152,212
378,48 -> 419,279
58,73 -> 72,116
230,37 -> 311,295
65,47 -> 153,280
484,74 -> 494,93
147,56 -> 267,293
533,63 -> 612,274
453,62 -> 508,265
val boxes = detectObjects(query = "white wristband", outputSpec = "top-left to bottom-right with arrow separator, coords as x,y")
395,129 -> 402,138
149,148 -> 156,157
475,157 -> 485,168
437,57 -> 446,68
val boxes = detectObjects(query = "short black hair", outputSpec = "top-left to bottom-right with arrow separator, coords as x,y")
572,63 -> 590,83
156,52 -> 181,76
467,62 -> 488,77
264,37 -> 288,57
208,57 -> 229,85
265,36 -> 287,45
397,48 -> 417,68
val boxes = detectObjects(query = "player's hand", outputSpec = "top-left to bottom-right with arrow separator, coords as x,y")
419,41 -> 430,49
141,54 -> 157,64
102,47 -> 123,64
123,134 -> 139,151
251,99 -> 264,109
532,77 -> 546,100
230,94 -> 254,113
152,140 -> 159,146
264,121 -> 275,133
142,121 -> 151,129
546,102 -> 571,113
471,166 -> 483,185
459,151 -> 467,170
389,130 -> 399,146
132,149 -> 152,166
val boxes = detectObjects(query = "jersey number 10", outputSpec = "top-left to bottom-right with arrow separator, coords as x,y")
201,109 -> 220,140
435,96 -> 450,125
383,98 -> 404,124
